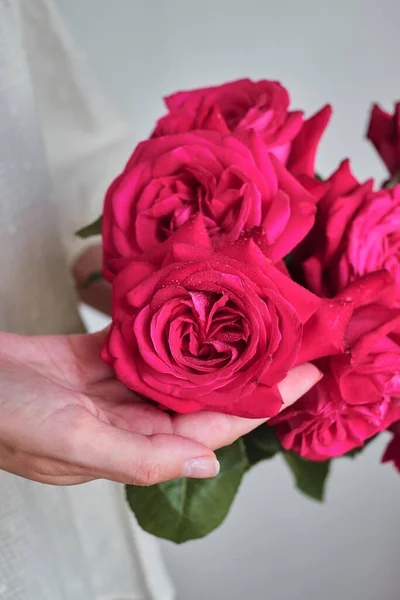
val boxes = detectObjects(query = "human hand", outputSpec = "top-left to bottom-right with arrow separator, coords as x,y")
0,330 -> 321,486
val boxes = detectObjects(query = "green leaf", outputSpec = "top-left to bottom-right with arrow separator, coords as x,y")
283,452 -> 330,501
80,271 -> 103,289
76,216 -> 102,238
243,425 -> 282,466
315,172 -> 323,181
126,440 -> 249,543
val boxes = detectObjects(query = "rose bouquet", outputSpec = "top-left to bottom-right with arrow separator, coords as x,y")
79,79 -> 400,543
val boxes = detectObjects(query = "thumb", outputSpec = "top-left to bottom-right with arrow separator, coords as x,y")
73,412 -> 220,485
277,362 -> 323,408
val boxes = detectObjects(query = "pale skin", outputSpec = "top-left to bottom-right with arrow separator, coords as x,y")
0,246 -> 322,487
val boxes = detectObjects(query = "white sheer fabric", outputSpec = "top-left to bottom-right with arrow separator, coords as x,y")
0,1 -> 174,598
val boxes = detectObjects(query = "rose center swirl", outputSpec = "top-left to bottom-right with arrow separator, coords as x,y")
168,291 -> 249,372
155,168 -> 247,242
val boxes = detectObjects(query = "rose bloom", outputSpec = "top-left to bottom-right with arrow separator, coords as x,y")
153,78 -> 304,162
298,160 -> 400,300
382,421 -> 400,473
367,102 -> 400,177
102,217 -> 353,418
153,78 -> 332,194
103,131 -> 318,280
272,274 -> 400,460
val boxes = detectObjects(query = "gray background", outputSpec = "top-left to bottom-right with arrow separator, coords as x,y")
55,1 -> 400,599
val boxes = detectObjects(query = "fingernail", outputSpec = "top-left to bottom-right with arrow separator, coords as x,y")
182,457 -> 220,479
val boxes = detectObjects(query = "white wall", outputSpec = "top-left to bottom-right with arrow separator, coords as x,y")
57,2 -> 400,599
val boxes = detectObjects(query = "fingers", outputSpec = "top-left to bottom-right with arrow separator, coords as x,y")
101,397 -> 175,435
0,444 -> 97,486
66,410 -> 219,485
72,245 -> 112,315
104,363 -> 322,451
170,362 -> 323,450
277,362 -> 323,408
1,465 -> 95,486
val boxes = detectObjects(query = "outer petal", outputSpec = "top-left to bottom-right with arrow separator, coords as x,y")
366,103 -> 400,176
287,105 -> 332,177
297,299 -> 354,363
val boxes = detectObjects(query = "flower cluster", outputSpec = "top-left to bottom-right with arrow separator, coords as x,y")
96,78 -> 400,472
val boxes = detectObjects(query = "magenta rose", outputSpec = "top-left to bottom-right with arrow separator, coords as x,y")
382,421 -> 400,473
298,160 -> 400,301
367,102 -> 400,177
102,131 -> 318,280
272,274 -> 400,459
152,78 -> 304,162
152,79 -> 332,198
101,217 -> 353,418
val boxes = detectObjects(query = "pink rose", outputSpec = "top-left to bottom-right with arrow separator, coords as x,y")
102,131 -> 318,281
382,421 -> 400,473
153,79 -> 332,198
152,78 -> 304,162
367,102 -> 400,176
298,160 -> 400,301
101,217 -> 353,418
272,277 -> 400,459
